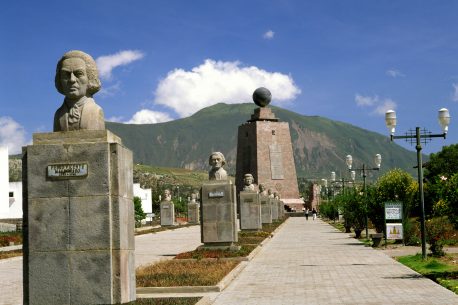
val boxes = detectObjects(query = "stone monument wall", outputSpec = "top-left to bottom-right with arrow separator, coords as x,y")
236,120 -> 300,199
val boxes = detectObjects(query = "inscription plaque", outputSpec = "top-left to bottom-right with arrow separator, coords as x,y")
47,163 -> 88,180
209,191 -> 224,198
269,144 -> 284,180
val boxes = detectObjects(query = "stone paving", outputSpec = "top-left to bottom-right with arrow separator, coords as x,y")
209,217 -> 458,305
0,225 -> 202,305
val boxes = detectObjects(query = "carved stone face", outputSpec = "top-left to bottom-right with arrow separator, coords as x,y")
60,58 -> 88,100
210,154 -> 223,169
259,184 -> 265,192
244,175 -> 253,186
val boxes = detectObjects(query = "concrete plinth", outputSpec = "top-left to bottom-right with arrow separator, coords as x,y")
260,195 -> 272,224
271,198 -> 278,220
22,130 -> 135,305
200,181 -> 238,249
188,202 -> 200,224
239,191 -> 262,230
160,201 -> 175,226
278,200 -> 285,218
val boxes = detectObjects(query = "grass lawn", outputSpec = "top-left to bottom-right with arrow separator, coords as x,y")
112,297 -> 201,305
136,260 -> 239,287
0,249 -> 22,260
397,253 -> 458,294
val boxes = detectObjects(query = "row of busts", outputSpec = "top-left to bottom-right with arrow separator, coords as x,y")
243,173 -> 281,199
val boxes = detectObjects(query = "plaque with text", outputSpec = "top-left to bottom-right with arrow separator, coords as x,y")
47,163 -> 88,180
269,144 -> 284,180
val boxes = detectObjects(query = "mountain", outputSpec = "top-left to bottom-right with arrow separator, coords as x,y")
106,103 -> 417,179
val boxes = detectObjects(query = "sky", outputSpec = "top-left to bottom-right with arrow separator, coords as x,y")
1,0 -> 458,157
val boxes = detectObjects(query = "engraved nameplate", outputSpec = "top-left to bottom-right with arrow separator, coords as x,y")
47,163 -> 88,180
269,144 -> 284,180
208,191 -> 224,198
244,198 -> 254,203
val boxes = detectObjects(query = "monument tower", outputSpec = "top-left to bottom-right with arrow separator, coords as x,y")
236,87 -> 301,209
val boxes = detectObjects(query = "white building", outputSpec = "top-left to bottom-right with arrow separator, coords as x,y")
8,182 -> 23,219
133,183 -> 152,214
0,146 -> 9,219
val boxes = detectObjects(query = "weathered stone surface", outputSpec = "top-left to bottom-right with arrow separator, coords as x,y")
23,130 -> 135,305
188,202 -> 200,224
260,195 -> 272,224
160,201 -> 175,226
271,198 -> 279,220
239,191 -> 262,230
200,181 -> 237,247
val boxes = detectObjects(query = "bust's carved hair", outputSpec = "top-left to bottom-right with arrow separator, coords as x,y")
208,152 -> 226,166
55,50 -> 101,96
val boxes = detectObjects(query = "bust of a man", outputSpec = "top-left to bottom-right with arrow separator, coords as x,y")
208,152 -> 228,180
190,192 -> 197,203
54,50 -> 105,132
243,173 -> 255,191
274,192 -> 280,200
259,184 -> 268,196
163,189 -> 172,202
268,188 -> 274,198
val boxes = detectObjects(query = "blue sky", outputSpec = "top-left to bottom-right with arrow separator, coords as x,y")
1,0 -> 458,156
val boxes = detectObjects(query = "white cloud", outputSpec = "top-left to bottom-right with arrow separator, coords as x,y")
263,30 -> 275,39
0,117 -> 28,154
125,110 -> 173,124
106,116 -> 124,123
452,83 -> 458,102
355,94 -> 377,106
154,59 -> 301,117
98,82 -> 121,97
386,69 -> 405,78
373,99 -> 397,115
355,94 -> 397,116
96,50 -> 144,80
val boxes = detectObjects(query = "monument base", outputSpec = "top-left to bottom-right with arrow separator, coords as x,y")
200,181 -> 238,246
198,242 -> 241,251
23,130 -> 135,305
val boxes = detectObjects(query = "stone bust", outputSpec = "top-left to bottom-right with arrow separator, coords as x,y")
274,192 -> 280,200
190,192 -> 197,203
243,174 -> 255,191
259,184 -> 268,196
208,152 -> 228,180
54,50 -> 105,132
268,188 -> 274,198
163,189 -> 172,201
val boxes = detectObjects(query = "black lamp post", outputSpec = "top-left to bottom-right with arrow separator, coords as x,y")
345,154 -> 382,239
385,108 -> 450,260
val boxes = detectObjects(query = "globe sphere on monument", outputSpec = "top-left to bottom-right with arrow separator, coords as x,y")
252,87 -> 272,107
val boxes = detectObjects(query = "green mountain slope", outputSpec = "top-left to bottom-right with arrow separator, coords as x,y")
106,103 -> 417,179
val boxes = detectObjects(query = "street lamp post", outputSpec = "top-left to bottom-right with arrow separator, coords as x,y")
385,108 -> 450,260
346,154 -> 382,239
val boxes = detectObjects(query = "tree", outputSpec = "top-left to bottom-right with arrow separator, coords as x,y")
368,169 -> 417,233
424,144 -> 458,181
134,196 -> 146,225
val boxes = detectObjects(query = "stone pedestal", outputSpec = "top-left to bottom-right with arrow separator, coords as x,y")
160,201 -> 175,226
22,130 -> 135,305
187,202 -> 200,224
200,181 -> 238,249
239,191 -> 262,231
260,195 -> 272,224
271,198 -> 279,220
278,200 -> 285,218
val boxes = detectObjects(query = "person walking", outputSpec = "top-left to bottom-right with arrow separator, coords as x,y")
312,208 -> 317,220
305,208 -> 309,220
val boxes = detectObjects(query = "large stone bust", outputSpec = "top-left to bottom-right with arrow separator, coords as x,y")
208,152 -> 228,180
54,50 -> 105,132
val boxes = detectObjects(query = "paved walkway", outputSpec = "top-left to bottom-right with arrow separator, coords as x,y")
0,225 -> 202,305
2,219 -> 458,305
210,217 -> 458,305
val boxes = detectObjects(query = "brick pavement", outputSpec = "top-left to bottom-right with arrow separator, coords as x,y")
210,217 -> 458,305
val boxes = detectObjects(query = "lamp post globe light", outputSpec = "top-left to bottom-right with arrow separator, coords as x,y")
345,154 -> 382,239
385,108 -> 451,260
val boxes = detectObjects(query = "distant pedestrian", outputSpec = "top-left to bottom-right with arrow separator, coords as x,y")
312,208 -> 317,220
305,208 -> 309,220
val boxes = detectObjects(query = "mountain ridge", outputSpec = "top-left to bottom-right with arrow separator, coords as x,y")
106,103 -> 417,179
